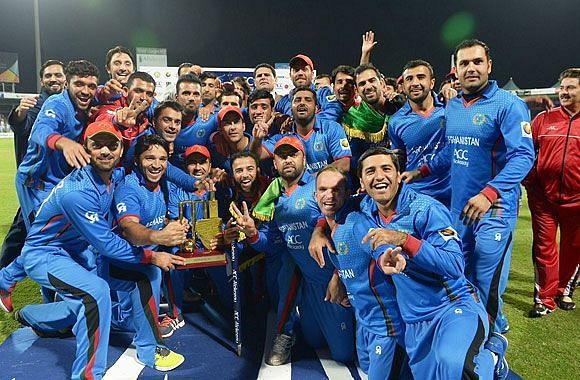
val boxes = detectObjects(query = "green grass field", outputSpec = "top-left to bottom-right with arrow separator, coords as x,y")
0,138 -> 577,379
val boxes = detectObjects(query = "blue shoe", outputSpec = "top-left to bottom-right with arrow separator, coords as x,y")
485,332 -> 509,380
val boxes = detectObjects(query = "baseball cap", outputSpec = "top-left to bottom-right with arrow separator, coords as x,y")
217,106 -> 243,126
184,145 -> 211,161
83,120 -> 122,142
445,67 -> 457,81
273,136 -> 305,155
289,54 -> 314,70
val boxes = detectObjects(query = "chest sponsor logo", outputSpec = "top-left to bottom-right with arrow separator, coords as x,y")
337,241 -> 349,256
85,211 -> 99,224
116,202 -> 127,214
546,125 -> 558,131
295,198 -> 306,209
521,121 -> 532,138
453,149 -> 469,167
438,226 -> 459,241
472,113 -> 487,125
45,109 -> 57,118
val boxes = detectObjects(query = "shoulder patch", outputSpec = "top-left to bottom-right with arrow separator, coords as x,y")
438,226 -> 459,241
340,138 -> 350,150
326,94 -> 336,102
521,121 -> 532,138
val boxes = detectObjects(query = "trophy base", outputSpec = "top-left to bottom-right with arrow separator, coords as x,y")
176,249 -> 227,269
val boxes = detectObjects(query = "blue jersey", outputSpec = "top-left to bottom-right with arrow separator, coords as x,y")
274,86 -> 344,122
172,114 -> 218,168
249,172 -> 333,285
388,94 -> 450,205
24,166 -> 152,268
428,81 -> 534,217
208,131 -> 253,174
113,171 -> 167,251
363,185 -> 479,323
329,197 -> 404,337
263,117 -> 352,173
18,90 -> 88,189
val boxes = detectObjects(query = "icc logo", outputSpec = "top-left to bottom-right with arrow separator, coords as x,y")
84,211 -> 99,224
116,202 -> 127,214
472,113 -> 487,125
337,241 -> 349,255
454,149 -> 468,160
295,198 -> 306,209
313,141 -> 325,152
196,129 -> 206,138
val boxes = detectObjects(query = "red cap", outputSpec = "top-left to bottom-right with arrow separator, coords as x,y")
83,120 -> 122,142
289,54 -> 314,70
273,136 -> 305,155
445,67 -> 457,80
184,145 -> 211,160
217,106 -> 243,126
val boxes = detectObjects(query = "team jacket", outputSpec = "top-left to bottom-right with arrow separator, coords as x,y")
263,117 -> 352,174
388,93 -> 450,204
363,185 -> 480,323
17,90 -> 88,189
329,197 -> 404,337
424,81 -> 535,217
23,166 -> 153,269
113,170 -> 167,251
523,107 -> 580,204
248,171 -> 334,285
274,86 -> 344,122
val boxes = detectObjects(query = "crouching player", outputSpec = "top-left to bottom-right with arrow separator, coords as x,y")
15,121 -> 186,379
313,166 -> 411,379
359,147 -> 509,379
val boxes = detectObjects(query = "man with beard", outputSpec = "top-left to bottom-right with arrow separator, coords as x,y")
12,122 -> 185,377
0,60 -> 65,272
0,61 -> 100,310
232,137 -> 355,366
172,75 -> 219,167
523,68 -> 580,316
405,40 -> 534,335
313,166 -> 411,379
274,54 -> 343,121
390,60 -> 450,207
200,72 -> 219,111
342,64 -> 399,170
251,87 -> 351,175
355,147 -> 508,379
209,106 -> 253,173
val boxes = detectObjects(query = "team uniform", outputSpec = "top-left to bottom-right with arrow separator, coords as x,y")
423,81 -> 534,332
109,170 -> 167,331
208,131 -> 253,174
364,185 -> 495,379
388,93 -> 450,206
274,86 -> 344,122
523,106 -> 580,310
329,197 -> 409,379
262,117 -> 352,174
18,166 -> 162,379
171,114 -> 218,169
248,172 -> 355,363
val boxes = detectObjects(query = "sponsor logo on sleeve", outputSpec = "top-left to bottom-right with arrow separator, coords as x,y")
438,226 -> 459,241
326,94 -> 336,102
340,138 -> 350,150
521,121 -> 532,138
45,109 -> 56,118
85,211 -> 100,224
116,202 -> 127,214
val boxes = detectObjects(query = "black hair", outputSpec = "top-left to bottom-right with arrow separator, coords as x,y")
218,90 -> 242,105
200,72 -> 217,81
65,60 -> 99,82
331,65 -> 355,84
355,63 -> 381,79
291,86 -> 318,106
40,59 -> 65,78
402,59 -> 434,78
248,89 -> 275,108
233,76 -> 251,96
357,147 -> 401,178
125,71 -> 156,89
454,39 -> 491,60
153,100 -> 184,121
105,46 -> 135,69
230,150 -> 259,168
134,134 -> 170,163
176,74 -> 202,94
253,63 -> 276,78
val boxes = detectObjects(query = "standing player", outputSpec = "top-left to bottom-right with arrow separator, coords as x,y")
313,166 -> 410,379
233,137 -> 355,366
16,122 -> 186,378
359,148 -> 508,379
390,59 -> 450,206
405,40 -> 535,333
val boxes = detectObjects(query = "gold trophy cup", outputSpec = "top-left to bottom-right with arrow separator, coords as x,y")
176,193 -> 227,269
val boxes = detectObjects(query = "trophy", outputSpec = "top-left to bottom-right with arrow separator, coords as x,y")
176,193 -> 227,269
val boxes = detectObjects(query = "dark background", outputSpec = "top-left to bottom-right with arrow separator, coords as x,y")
1,0 -> 579,93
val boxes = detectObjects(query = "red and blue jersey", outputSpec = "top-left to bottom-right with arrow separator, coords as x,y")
329,196 -> 404,337
249,172 -> 333,285
274,86 -> 344,122
113,170 -> 167,251
172,114 -> 219,169
24,166 -> 152,269
17,90 -> 88,189
364,185 -> 480,323
427,81 -> 534,217
388,94 -> 450,206
263,117 -> 352,174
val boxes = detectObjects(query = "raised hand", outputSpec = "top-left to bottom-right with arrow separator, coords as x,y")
56,137 -> 91,169
231,201 -> 258,238
361,228 -> 407,250
14,96 -> 39,122
102,78 -> 124,100
377,246 -> 406,275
